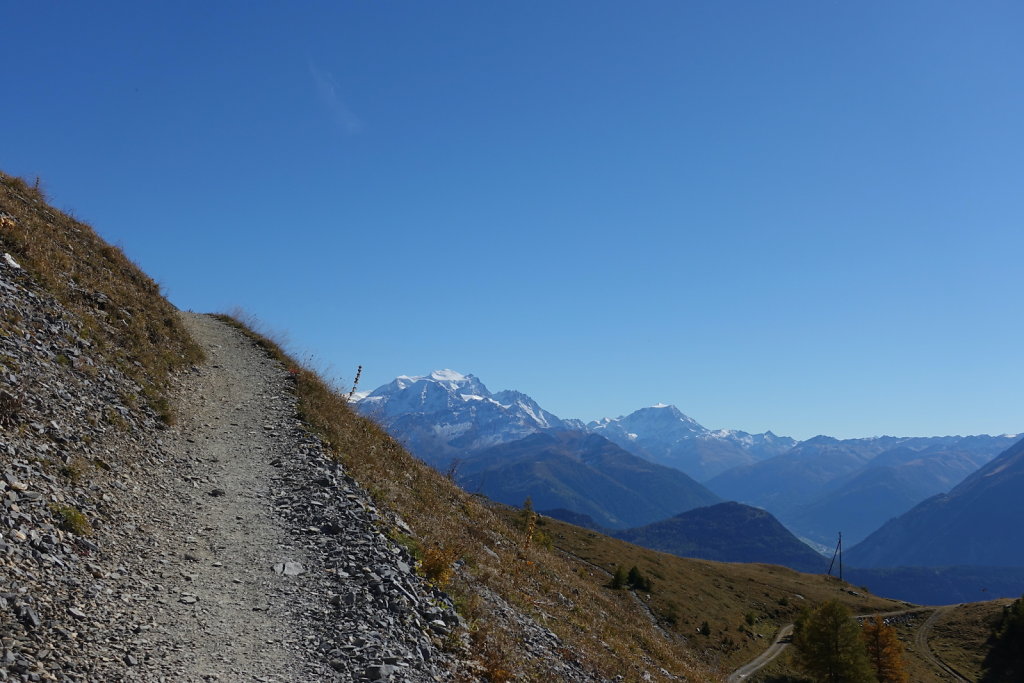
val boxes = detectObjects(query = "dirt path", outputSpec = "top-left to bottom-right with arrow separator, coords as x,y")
914,607 -> 969,682
119,313 -> 464,682
129,313 -> 317,681
726,624 -> 793,682
725,606 -> 941,683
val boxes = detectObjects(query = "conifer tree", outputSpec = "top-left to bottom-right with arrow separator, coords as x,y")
608,565 -> 627,590
982,595 -> 1024,682
792,600 -> 876,683
627,565 -> 652,591
862,615 -> 909,683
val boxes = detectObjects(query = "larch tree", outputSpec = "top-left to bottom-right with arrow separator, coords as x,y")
792,600 -> 876,683
862,615 -> 909,683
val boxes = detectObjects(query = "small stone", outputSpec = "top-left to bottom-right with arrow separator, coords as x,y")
209,488 -> 226,497
179,595 -> 198,605
273,561 -> 304,576
125,654 -> 139,666
364,664 -> 396,679
67,607 -> 88,620
19,605 -> 41,628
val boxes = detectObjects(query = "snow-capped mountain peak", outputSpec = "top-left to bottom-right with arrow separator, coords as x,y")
587,405 -> 795,480
358,370 -> 794,480
355,371 -> 574,466
429,368 -> 466,382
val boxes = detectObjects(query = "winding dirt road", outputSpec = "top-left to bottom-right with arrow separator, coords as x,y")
726,624 -> 793,682
914,606 -> 969,682
727,605 -> 969,682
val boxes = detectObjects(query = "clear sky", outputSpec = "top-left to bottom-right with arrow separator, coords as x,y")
3,2 -> 1022,439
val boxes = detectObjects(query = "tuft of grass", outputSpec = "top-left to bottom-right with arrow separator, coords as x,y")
60,457 -> 91,483
50,504 -> 93,536
0,390 -> 23,427
420,545 -> 461,586
469,620 -> 516,682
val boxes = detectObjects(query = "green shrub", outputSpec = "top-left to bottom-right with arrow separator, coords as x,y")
50,504 -> 92,536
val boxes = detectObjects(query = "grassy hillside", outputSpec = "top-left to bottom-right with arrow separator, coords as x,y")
0,172 -> 203,420
614,502 -> 828,573
928,599 -> 1013,680
526,509 -> 906,672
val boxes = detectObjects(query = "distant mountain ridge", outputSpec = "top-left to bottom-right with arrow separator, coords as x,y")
784,435 -> 1015,546
358,369 -> 576,467
456,431 -> 721,529
708,434 -> 1017,546
357,369 -> 794,482
847,435 -> 1024,568
615,502 -> 826,573
357,370 -> 1018,562
589,404 -> 796,480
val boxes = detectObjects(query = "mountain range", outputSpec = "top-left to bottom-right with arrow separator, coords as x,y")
358,370 -> 579,468
357,369 -> 793,480
589,404 -> 796,480
615,502 -> 827,573
847,435 -> 1024,568
357,369 -> 1021,578
707,434 -> 1017,546
456,431 -> 720,529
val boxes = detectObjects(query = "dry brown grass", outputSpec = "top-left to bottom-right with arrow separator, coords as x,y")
214,313 -> 711,681
928,599 -> 1011,681
510,508 -> 908,674
0,172 -> 204,423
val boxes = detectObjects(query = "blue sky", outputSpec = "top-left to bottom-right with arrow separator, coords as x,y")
3,2 -> 1022,439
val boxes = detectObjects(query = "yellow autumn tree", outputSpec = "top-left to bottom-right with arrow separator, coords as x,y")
862,615 -> 909,683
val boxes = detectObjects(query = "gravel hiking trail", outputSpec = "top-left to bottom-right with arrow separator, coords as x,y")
131,313 -> 318,681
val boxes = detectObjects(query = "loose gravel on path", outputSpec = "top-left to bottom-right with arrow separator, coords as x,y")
130,313 -> 320,681
131,313 -> 462,682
